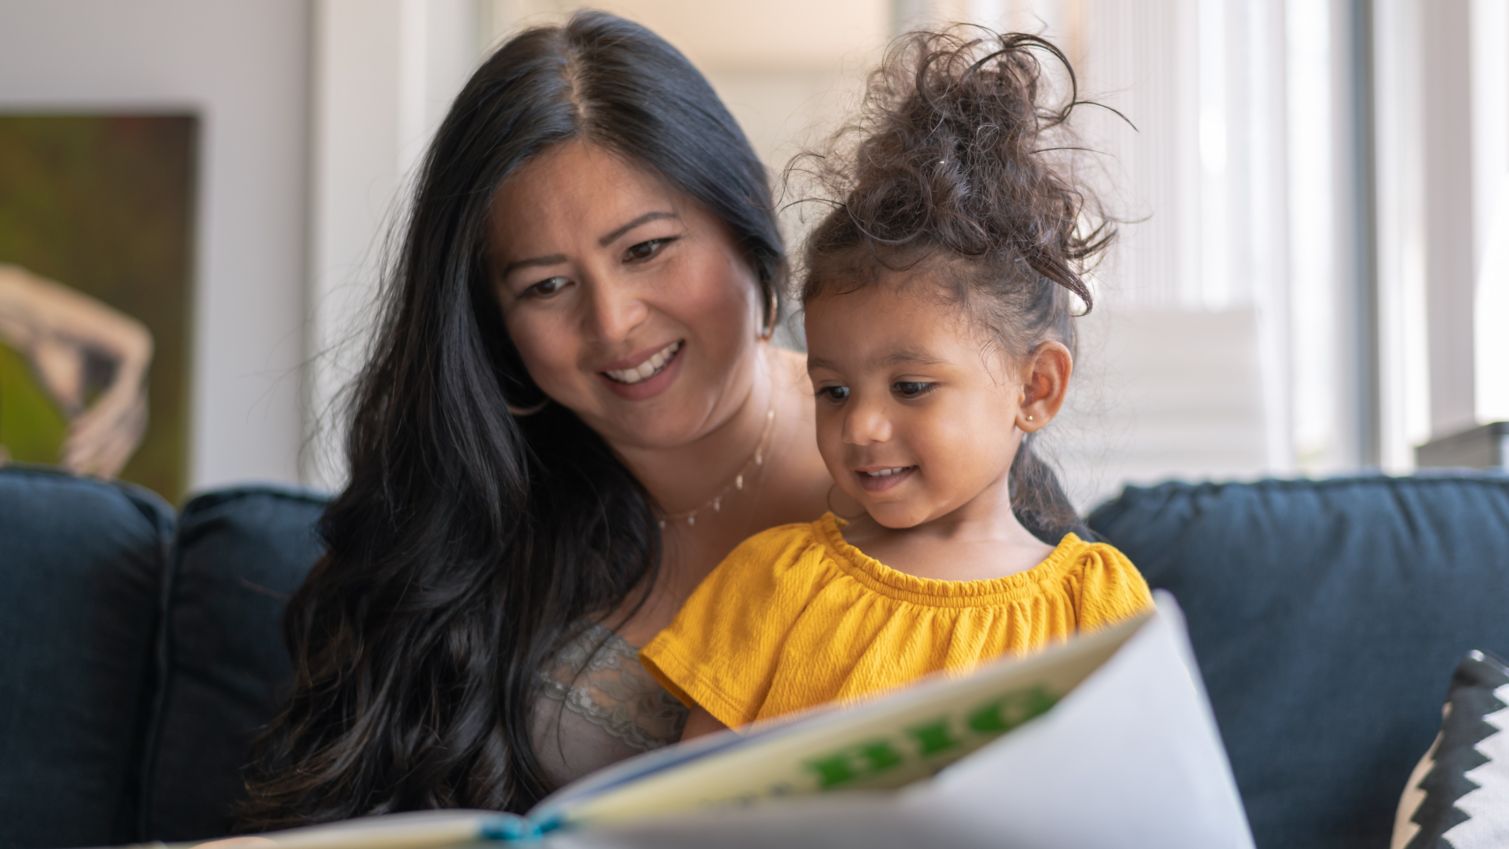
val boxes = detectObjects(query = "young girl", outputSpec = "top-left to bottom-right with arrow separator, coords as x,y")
640,28 -> 1152,738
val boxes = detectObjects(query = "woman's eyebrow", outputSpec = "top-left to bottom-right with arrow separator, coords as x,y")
500,254 -> 567,278
498,211 -> 680,279
599,210 -> 679,246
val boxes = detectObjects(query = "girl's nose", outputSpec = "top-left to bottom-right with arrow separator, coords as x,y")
582,277 -> 649,344
841,398 -> 892,445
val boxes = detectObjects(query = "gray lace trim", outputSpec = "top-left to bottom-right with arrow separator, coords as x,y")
537,623 -> 688,752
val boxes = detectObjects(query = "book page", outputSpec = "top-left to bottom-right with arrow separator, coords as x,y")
529,609 -> 1150,830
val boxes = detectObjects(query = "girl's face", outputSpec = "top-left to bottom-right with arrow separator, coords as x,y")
805,278 -> 1029,530
487,141 -> 765,451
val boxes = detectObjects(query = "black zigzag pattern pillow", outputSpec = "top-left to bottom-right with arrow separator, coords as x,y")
1393,651 -> 1509,849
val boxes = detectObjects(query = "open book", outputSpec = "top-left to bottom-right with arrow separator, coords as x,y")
144,592 -> 1253,849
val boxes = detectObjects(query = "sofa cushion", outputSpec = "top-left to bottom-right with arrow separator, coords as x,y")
1087,472 -> 1509,849
0,466 -> 173,849
142,486 -> 327,841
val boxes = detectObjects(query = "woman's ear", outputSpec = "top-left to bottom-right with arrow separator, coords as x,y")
1017,341 -> 1073,432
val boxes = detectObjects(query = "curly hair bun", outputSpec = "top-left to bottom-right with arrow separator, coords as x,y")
800,27 -> 1115,313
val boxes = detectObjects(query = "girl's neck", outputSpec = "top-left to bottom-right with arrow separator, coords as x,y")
840,481 -> 1055,580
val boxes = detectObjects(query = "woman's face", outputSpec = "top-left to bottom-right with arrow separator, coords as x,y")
487,141 -> 765,450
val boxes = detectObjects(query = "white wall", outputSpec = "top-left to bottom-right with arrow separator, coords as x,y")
305,0 -> 481,490
0,0 -> 310,494
0,0 -> 312,494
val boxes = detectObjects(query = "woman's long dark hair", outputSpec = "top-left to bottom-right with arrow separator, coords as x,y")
241,11 -> 784,827
797,28 -> 1116,542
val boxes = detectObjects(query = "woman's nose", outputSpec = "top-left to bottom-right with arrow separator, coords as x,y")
581,278 -> 649,344
841,397 -> 892,445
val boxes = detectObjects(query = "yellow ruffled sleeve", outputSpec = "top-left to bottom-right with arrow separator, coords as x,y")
639,522 -> 824,728
1074,540 -> 1155,632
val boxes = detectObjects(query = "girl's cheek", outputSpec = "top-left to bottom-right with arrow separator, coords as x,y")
813,416 -> 843,464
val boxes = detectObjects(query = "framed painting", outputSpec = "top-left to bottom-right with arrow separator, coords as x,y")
0,114 -> 198,501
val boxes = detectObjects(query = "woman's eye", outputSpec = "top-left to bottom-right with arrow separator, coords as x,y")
624,237 -> 674,263
893,381 -> 935,399
817,385 -> 850,403
523,276 -> 570,299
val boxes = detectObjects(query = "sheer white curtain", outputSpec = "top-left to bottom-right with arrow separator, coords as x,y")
894,0 -> 1296,505
1375,0 -> 1507,464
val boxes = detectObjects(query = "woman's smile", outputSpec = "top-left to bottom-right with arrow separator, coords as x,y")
598,339 -> 686,400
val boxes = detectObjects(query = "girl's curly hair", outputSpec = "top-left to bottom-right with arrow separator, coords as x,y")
796,27 -> 1120,539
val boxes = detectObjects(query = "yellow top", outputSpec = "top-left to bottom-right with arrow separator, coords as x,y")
640,512 -> 1153,727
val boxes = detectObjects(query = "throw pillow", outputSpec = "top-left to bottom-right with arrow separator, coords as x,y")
1393,650 -> 1509,848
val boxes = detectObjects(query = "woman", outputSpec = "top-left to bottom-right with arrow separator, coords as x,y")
240,10 -> 830,827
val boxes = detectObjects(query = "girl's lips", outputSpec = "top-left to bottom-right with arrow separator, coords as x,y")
854,466 -> 917,493
597,340 -> 684,401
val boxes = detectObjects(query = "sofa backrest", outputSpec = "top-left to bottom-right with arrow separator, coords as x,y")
7,467 -> 1509,849
1088,472 -> 1509,849
143,486 -> 327,841
0,468 -> 326,849
0,466 -> 173,849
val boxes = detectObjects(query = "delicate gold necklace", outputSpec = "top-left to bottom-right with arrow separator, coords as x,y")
658,402 -> 777,530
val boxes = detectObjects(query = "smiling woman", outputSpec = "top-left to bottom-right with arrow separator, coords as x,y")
240,10 -> 830,829
488,141 -> 768,450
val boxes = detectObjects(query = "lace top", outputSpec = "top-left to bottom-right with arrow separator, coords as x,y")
530,622 -> 688,791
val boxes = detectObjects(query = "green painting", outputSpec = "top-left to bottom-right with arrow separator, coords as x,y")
0,115 -> 197,502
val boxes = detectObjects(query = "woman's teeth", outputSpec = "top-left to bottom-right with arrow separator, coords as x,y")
604,341 -> 682,384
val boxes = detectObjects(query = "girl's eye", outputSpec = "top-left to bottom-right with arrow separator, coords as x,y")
522,276 -> 570,299
624,237 -> 675,263
893,381 -> 935,399
817,385 -> 850,403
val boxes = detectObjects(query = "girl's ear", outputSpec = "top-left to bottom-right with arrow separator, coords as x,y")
1017,341 -> 1073,432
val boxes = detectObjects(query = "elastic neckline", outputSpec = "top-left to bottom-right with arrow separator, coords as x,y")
813,512 -> 1086,607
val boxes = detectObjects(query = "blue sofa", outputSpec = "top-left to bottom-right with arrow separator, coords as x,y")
2,464 -> 1507,849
